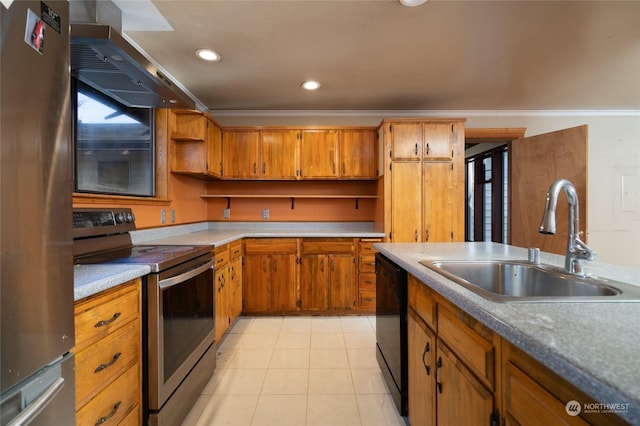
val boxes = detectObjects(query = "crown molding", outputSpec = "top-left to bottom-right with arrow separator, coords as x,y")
209,109 -> 640,117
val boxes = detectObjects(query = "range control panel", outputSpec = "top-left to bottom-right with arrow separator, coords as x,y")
72,208 -> 136,239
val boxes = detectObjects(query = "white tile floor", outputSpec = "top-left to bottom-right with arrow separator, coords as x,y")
182,316 -> 407,426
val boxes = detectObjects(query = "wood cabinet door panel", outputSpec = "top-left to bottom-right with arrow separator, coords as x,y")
328,254 -> 356,310
390,122 -> 422,160
262,129 -> 298,179
436,342 -> 494,426
340,129 -> 376,178
223,130 -> 260,178
423,161 -> 453,242
206,118 -> 223,177
300,130 -> 338,178
230,256 -> 243,319
408,309 -> 436,426
245,238 -> 297,254
423,122 -> 453,160
243,254 -> 271,312
300,254 -> 329,310
301,238 -> 354,254
270,254 -> 298,310
391,161 -> 422,242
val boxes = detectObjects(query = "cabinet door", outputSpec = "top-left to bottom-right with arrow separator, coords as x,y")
340,129 -> 376,178
423,161 -> 454,242
328,254 -> 356,310
243,254 -> 271,312
206,118 -> 223,177
300,130 -> 338,178
270,254 -> 298,310
423,122 -> 453,160
223,130 -> 260,178
214,268 -> 228,342
262,129 -> 298,179
229,256 -> 243,321
436,342 -> 494,426
391,161 -> 422,242
390,122 -> 422,160
408,309 -> 436,426
300,254 -> 329,310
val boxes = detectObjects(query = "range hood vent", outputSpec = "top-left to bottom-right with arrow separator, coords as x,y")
70,23 -> 194,110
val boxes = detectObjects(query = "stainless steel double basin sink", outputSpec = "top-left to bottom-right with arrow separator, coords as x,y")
420,260 -> 640,302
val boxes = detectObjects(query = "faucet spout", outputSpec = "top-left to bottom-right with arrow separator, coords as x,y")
538,179 -> 596,276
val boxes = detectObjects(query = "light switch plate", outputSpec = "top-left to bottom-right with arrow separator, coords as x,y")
223,208 -> 231,219
262,208 -> 269,220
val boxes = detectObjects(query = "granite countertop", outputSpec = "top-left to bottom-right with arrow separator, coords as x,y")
374,241 -> 640,423
74,221 -> 383,301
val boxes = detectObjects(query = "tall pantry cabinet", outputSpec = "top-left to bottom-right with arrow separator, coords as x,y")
380,119 -> 465,242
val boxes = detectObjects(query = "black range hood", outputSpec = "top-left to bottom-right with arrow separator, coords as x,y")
70,22 -> 195,110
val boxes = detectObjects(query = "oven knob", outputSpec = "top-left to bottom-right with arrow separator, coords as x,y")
115,213 -> 125,223
126,212 -> 134,223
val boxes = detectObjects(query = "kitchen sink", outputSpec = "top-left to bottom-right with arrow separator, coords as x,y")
419,260 -> 640,302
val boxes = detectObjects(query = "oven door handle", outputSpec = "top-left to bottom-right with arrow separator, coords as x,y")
159,259 -> 214,289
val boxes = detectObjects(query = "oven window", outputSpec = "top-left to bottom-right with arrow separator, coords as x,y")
162,268 -> 214,381
73,79 -> 155,197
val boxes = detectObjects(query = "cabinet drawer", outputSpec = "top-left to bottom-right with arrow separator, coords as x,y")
358,289 -> 376,310
301,238 -> 354,254
75,319 -> 140,408
245,238 -> 298,254
76,363 -> 140,426
359,255 -> 376,274
437,304 -> 495,389
359,273 -> 376,291
229,240 -> 243,259
358,238 -> 381,255
215,244 -> 229,268
75,282 -> 140,352
407,275 -> 436,330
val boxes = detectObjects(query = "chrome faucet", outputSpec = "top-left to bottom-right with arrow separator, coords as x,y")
538,179 -> 596,276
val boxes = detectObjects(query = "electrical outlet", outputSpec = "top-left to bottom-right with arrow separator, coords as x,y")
223,208 -> 231,219
171,209 -> 176,223
160,209 -> 166,224
262,208 -> 270,220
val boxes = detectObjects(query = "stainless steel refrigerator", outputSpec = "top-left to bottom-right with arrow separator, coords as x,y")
1,1 -> 75,424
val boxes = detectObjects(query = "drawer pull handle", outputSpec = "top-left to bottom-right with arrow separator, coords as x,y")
95,401 -> 121,426
94,352 -> 122,373
94,312 -> 121,328
422,342 -> 431,375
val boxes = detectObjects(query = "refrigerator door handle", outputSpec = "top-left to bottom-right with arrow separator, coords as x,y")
7,377 -> 65,426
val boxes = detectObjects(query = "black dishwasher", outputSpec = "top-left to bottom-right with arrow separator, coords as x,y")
375,253 -> 408,416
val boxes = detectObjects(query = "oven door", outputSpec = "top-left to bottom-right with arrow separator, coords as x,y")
147,254 -> 215,410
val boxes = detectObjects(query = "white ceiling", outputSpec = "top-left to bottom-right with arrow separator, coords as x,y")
116,0 -> 639,112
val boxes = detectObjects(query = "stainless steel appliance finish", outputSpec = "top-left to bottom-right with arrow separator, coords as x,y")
375,253 -> 408,416
1,1 -> 76,424
69,0 -> 194,109
73,208 -> 215,426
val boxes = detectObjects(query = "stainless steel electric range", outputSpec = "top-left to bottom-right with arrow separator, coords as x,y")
73,208 -> 215,426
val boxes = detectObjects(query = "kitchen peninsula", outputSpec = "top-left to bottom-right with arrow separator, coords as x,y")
375,241 -> 639,424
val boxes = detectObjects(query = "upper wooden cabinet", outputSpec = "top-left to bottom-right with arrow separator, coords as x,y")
261,129 -> 299,179
171,110 -> 223,178
340,129 -> 377,178
299,130 -> 339,179
223,129 -> 261,179
389,121 -> 453,161
381,119 -> 465,242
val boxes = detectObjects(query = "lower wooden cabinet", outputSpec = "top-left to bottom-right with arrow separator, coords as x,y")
357,238 -> 381,311
407,274 -> 499,426
215,241 -> 244,341
299,238 -> 356,311
408,273 -> 628,426
243,238 -> 298,313
74,279 -> 142,426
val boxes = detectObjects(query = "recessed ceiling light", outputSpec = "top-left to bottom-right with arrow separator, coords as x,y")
301,80 -> 321,90
398,0 -> 428,6
196,49 -> 221,62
